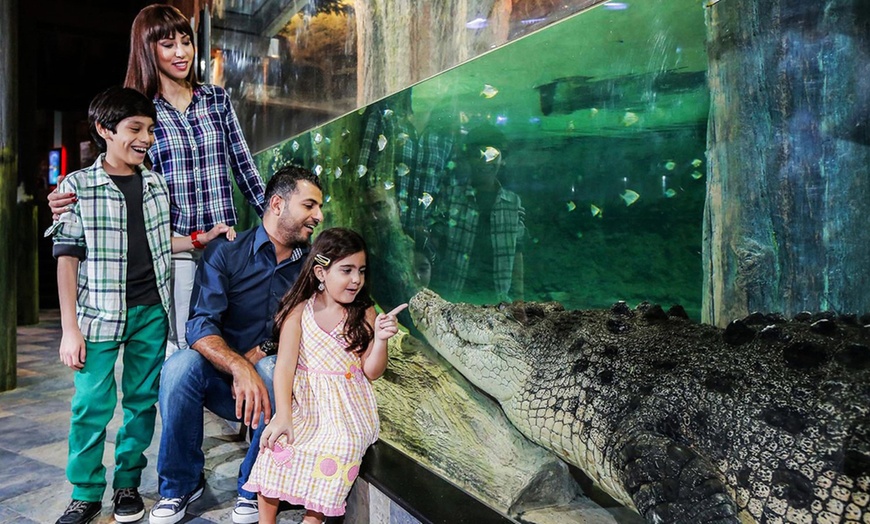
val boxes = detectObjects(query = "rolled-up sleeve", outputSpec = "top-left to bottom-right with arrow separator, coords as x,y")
185,244 -> 230,347
46,178 -> 87,260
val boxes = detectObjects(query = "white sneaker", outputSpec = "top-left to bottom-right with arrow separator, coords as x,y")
149,482 -> 204,524
232,497 -> 259,524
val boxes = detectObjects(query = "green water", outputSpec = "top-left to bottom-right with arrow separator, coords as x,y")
249,0 -> 710,319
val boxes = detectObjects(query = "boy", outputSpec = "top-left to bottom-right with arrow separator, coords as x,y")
46,86 -> 230,524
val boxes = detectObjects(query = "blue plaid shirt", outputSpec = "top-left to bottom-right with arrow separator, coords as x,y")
150,84 -> 265,235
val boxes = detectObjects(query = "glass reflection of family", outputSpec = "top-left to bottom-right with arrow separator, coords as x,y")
359,92 -> 527,304
45,5 -> 401,524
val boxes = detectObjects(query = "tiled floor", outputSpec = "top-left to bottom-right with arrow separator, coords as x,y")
1,311 -> 307,524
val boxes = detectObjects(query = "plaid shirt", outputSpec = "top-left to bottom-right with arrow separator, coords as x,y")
45,155 -> 172,342
433,182 -> 525,301
150,84 -> 265,235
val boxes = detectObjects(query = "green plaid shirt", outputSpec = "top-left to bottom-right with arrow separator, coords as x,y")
45,155 -> 173,342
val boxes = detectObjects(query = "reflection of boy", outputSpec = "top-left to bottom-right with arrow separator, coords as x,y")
432,124 -> 525,303
47,87 -> 228,524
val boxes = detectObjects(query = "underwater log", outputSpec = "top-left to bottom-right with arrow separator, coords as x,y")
374,333 -> 581,515
703,0 -> 870,326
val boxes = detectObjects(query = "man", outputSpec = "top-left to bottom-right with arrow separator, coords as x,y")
148,165 -> 324,524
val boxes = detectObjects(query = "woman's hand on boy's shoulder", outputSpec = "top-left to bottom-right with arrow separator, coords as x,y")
48,188 -> 77,220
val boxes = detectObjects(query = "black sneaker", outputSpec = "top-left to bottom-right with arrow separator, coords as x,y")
113,487 -> 146,523
56,500 -> 102,524
148,478 -> 205,524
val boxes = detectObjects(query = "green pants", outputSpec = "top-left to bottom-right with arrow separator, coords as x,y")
67,303 -> 167,502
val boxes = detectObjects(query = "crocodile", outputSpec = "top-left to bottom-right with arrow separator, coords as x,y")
408,288 -> 870,524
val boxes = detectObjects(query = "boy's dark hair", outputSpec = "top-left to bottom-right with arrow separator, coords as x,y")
265,164 -> 323,201
88,86 -> 156,152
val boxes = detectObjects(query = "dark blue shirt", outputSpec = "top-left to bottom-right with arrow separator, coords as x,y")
186,225 -> 307,353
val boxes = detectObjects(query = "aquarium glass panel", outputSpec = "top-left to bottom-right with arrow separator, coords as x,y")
251,0 -> 709,319
209,0 -> 610,151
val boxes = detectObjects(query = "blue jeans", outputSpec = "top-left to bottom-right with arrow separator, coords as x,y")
157,349 -> 276,499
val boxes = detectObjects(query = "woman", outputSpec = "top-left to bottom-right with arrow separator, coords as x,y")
50,5 -> 265,361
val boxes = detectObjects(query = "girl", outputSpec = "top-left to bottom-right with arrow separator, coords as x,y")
243,228 -> 407,523
50,5 -> 264,356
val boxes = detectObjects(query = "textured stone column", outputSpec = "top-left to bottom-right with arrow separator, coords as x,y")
0,0 -> 18,391
703,0 -> 870,326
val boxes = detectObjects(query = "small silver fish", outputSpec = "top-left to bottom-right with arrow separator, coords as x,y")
313,165 -> 323,176
341,128 -> 351,137
357,165 -> 368,178
334,167 -> 343,179
383,108 -> 394,118
384,181 -> 395,190
418,192 -> 434,208
397,132 -> 410,143
395,163 -> 410,177
481,146 -> 500,163
664,188 -> 677,198
623,112 -> 639,126
291,141 -> 300,152
590,107 -> 599,116
342,155 -> 351,165
664,161 -> 676,171
566,201 -> 577,212
325,194 -> 332,203
481,84 -> 499,98
377,134 -> 388,151
447,160 -> 456,170
691,158 -> 703,167
314,133 -> 323,144
590,204 -> 602,217
459,112 -> 470,124
691,170 -> 703,180
620,189 -> 640,206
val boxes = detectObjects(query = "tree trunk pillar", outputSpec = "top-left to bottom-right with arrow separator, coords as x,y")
703,0 -> 870,326
0,0 -> 19,391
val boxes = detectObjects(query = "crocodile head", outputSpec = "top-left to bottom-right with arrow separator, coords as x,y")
410,288 -> 534,403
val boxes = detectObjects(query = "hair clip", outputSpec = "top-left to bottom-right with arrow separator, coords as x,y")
314,254 -> 331,267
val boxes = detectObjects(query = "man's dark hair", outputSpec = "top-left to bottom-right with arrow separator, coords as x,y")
265,164 -> 323,201
88,86 -> 157,152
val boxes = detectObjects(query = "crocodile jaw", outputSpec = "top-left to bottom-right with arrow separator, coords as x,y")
410,289 -> 532,403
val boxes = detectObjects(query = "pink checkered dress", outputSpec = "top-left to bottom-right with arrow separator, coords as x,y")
243,296 -> 380,516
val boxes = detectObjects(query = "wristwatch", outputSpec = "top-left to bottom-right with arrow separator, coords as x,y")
261,339 -> 278,356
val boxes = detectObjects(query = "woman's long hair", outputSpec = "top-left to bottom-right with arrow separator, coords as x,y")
274,228 -> 375,354
124,5 -> 199,99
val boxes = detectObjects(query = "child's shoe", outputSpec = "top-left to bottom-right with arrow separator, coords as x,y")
55,500 -> 102,524
113,487 -> 146,522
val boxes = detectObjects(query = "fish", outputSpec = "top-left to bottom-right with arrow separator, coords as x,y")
314,133 -> 323,144
448,218 -> 458,228
622,112 -> 639,126
325,194 -> 332,203
481,146 -> 501,163
692,170 -> 704,180
397,132 -> 410,143
620,189 -> 640,206
342,155 -> 351,165
590,108 -> 599,116
590,204 -> 602,217
481,84 -> 499,98
447,160 -> 457,170
395,163 -> 410,177
459,112 -> 470,124
664,161 -> 676,171
341,128 -> 351,137
357,165 -> 368,178
567,120 -> 576,132
383,108 -> 394,118
664,188 -> 677,198
419,192 -> 434,208
566,201 -> 577,212
334,167 -> 343,179
377,135 -> 388,151
314,165 -> 323,176
691,158 -> 703,167
291,141 -> 300,152
384,181 -> 395,190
